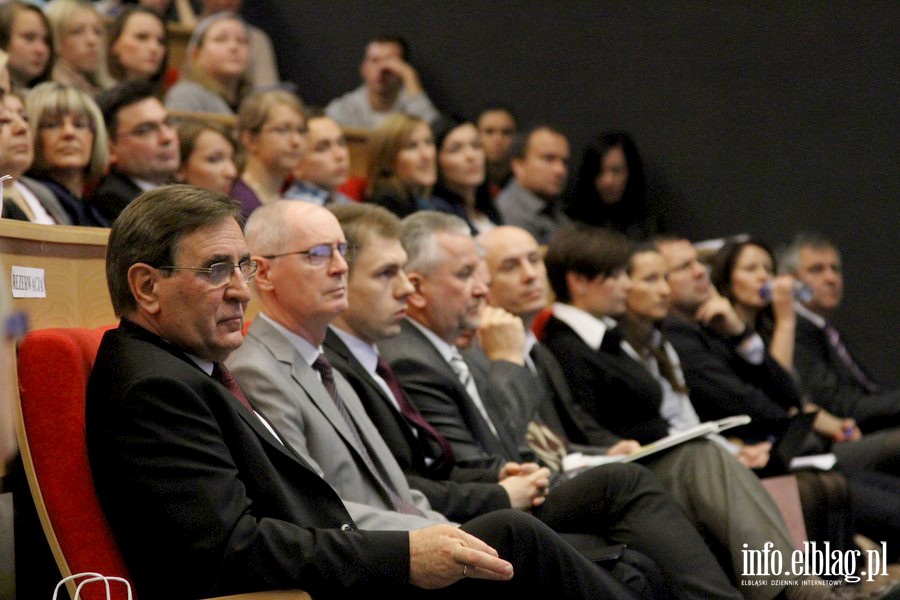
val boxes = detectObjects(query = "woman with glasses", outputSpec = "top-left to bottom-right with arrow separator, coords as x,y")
176,119 -> 238,195
231,89 -> 305,217
45,0 -> 113,98
164,12 -> 251,115
364,113 -> 436,218
107,6 -> 168,90
0,1 -> 54,93
0,90 -> 72,224
25,81 -> 110,226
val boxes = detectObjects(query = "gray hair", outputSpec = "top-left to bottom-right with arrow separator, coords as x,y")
777,232 -> 840,275
400,211 -> 471,274
244,200 -> 298,257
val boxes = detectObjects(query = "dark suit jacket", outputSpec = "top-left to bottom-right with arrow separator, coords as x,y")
662,315 -> 802,441
323,329 -> 512,522
529,342 -> 623,449
89,169 -> 144,223
794,314 -> 899,429
378,320 -> 523,467
86,320 -> 408,599
541,316 -> 670,445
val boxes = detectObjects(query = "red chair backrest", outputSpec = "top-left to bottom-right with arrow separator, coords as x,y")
17,325 -> 133,600
530,307 -> 553,341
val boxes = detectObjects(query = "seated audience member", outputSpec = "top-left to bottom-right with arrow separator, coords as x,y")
431,118 -> 501,235
378,212 -> 750,600
620,244 -> 770,464
175,119 -> 237,195
0,90 -> 71,224
0,1 -> 53,93
231,89 -> 305,216
198,0 -> 280,90
326,34 -> 439,130
282,110 -> 354,206
495,125 -> 570,244
709,239 -> 900,473
779,233 -> 900,432
92,80 -> 179,222
480,225 -> 864,600
165,12 -> 251,115
87,184 -> 648,600
45,0 -> 113,98
567,131 -> 659,241
107,6 -> 167,89
475,104 -> 517,195
25,82 -> 110,226
364,113 -> 436,218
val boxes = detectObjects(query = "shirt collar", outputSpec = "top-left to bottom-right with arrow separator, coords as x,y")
259,312 -> 321,367
330,325 -> 380,375
552,302 -> 615,351
186,353 -> 214,375
131,176 -> 161,193
407,317 -> 457,362
287,180 -> 331,205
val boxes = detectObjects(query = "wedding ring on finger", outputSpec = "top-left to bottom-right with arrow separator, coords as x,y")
462,564 -> 468,577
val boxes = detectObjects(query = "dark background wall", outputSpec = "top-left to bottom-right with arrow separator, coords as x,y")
246,1 -> 898,386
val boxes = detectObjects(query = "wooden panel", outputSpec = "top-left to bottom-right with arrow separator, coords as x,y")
0,221 -> 115,329
343,127 -> 369,178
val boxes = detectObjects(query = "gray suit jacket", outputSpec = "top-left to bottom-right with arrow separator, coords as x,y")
495,180 -> 569,245
228,317 -> 446,530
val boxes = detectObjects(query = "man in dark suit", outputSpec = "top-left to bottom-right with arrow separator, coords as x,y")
779,233 -> 900,432
87,186 -> 643,599
91,81 -> 179,223
379,211 -> 745,600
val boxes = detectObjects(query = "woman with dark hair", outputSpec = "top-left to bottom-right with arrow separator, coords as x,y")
0,1 -> 53,92
710,239 -> 799,374
568,131 -> 658,241
107,6 -> 167,88
431,117 -> 502,235
364,112 -> 436,218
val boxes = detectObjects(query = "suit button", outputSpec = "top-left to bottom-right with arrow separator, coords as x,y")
340,523 -> 353,531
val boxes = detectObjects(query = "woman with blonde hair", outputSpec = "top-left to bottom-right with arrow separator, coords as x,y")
364,112 -> 436,218
231,89 -> 305,216
25,81 -> 111,226
164,11 -> 250,115
45,0 -> 113,98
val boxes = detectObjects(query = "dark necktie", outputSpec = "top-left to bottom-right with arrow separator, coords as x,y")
312,354 -> 425,516
212,362 -> 253,411
824,324 -> 880,393
375,355 -> 456,467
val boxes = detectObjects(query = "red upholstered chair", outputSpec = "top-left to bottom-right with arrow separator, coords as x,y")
16,327 -> 310,600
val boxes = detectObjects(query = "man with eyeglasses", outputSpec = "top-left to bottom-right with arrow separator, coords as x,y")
221,200 -> 644,597
91,80 -> 180,223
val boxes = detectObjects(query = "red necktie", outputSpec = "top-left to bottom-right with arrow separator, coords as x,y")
212,362 -> 253,411
376,355 -> 456,467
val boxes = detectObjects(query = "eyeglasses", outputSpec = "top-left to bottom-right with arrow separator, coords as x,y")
262,243 -> 355,267
259,123 -> 308,137
158,260 -> 258,286
120,116 -> 177,139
